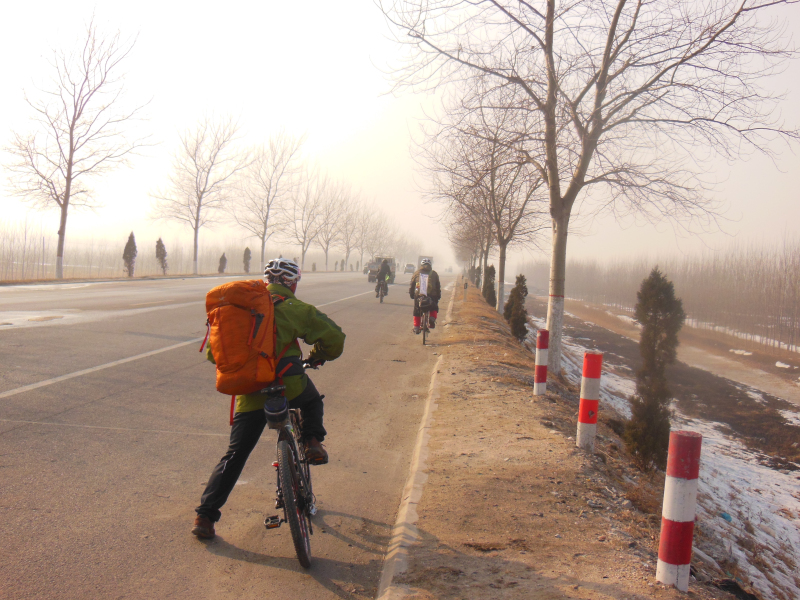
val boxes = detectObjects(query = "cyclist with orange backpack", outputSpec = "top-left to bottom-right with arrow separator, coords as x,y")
192,258 -> 345,539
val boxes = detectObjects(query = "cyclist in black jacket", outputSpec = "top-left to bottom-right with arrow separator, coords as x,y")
375,259 -> 391,297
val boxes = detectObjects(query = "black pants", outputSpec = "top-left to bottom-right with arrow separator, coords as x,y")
196,379 -> 325,522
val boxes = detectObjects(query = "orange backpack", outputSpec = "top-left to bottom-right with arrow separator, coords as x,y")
203,279 -> 282,395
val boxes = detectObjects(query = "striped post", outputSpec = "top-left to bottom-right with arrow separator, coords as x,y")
576,352 -> 603,451
533,330 -> 549,395
657,431 -> 703,592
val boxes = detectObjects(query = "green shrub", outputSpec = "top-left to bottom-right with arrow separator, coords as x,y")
243,247 -> 251,274
624,267 -> 686,471
123,232 -> 137,277
155,238 -> 168,275
482,265 -> 497,308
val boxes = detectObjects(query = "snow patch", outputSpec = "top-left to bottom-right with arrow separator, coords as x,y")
776,361 -> 791,369
745,390 -> 767,405
779,410 -> 800,427
525,315 -> 800,600
606,310 -> 640,327
730,349 -> 753,356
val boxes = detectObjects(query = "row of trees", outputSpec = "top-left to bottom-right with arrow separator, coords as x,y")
522,236 -> 800,355
379,0 -> 799,372
150,117 -> 420,274
4,20 -> 419,283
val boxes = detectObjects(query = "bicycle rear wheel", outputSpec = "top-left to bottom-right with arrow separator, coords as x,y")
422,311 -> 428,345
277,439 -> 311,567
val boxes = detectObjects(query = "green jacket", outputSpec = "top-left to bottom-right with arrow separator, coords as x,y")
207,283 -> 345,413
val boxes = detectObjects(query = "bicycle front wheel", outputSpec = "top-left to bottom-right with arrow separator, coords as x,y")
277,439 -> 311,567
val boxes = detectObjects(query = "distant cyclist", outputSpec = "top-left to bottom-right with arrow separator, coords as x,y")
375,259 -> 391,298
192,258 -> 345,540
409,258 -> 441,334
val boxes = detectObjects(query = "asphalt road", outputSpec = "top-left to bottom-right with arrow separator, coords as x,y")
0,272 -> 450,600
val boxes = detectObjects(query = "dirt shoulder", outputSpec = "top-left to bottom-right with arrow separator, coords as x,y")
392,281 -> 737,600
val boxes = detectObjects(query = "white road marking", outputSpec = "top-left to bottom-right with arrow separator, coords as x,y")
0,418 -> 227,437
0,338 -> 203,400
0,285 -> 401,400
316,290 -> 375,308
130,299 -> 176,307
0,302 -> 202,330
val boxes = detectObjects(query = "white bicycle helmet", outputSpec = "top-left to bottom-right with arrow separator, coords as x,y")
264,258 -> 302,284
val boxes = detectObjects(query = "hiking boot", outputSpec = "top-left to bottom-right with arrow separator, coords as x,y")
305,437 -> 329,465
429,318 -> 436,329
192,515 -> 216,539
413,327 -> 421,335
375,292 -> 379,298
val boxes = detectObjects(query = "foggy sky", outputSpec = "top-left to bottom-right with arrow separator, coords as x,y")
1,1 -> 798,272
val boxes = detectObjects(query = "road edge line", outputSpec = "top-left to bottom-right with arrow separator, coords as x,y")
0,338 -> 202,400
376,276 -> 459,600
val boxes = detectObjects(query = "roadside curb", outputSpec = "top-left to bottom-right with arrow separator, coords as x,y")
376,276 -> 459,600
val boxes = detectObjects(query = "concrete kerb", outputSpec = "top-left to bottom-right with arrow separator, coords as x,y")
376,276 -> 459,600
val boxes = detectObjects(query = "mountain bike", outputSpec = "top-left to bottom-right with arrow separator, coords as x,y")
419,295 -> 432,345
378,276 -> 389,303
262,364 -> 319,568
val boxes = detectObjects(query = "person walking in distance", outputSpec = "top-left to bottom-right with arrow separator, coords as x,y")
409,258 -> 441,334
192,258 -> 345,539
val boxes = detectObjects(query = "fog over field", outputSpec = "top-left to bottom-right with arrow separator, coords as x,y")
1,1 -> 798,272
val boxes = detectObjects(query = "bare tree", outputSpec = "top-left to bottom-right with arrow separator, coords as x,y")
5,20 -> 148,279
315,180 -> 343,270
364,211 -> 392,261
354,203 -> 374,270
380,0 -> 799,372
424,94 -> 548,309
284,166 -> 324,270
151,115 -> 248,274
231,131 -> 304,269
337,190 -> 361,271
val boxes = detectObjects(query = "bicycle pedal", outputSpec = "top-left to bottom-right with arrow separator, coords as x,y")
264,515 -> 283,529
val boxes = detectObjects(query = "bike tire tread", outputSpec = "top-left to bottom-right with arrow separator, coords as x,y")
277,440 -> 312,568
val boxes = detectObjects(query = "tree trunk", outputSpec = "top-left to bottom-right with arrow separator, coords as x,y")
546,214 -> 569,375
497,240 -> 508,313
55,202 -> 69,279
192,224 -> 200,275
260,233 -> 267,271
324,247 -> 329,271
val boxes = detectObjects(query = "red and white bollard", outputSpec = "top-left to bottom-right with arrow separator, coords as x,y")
533,330 -> 549,395
657,431 -> 703,591
576,352 -> 603,451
